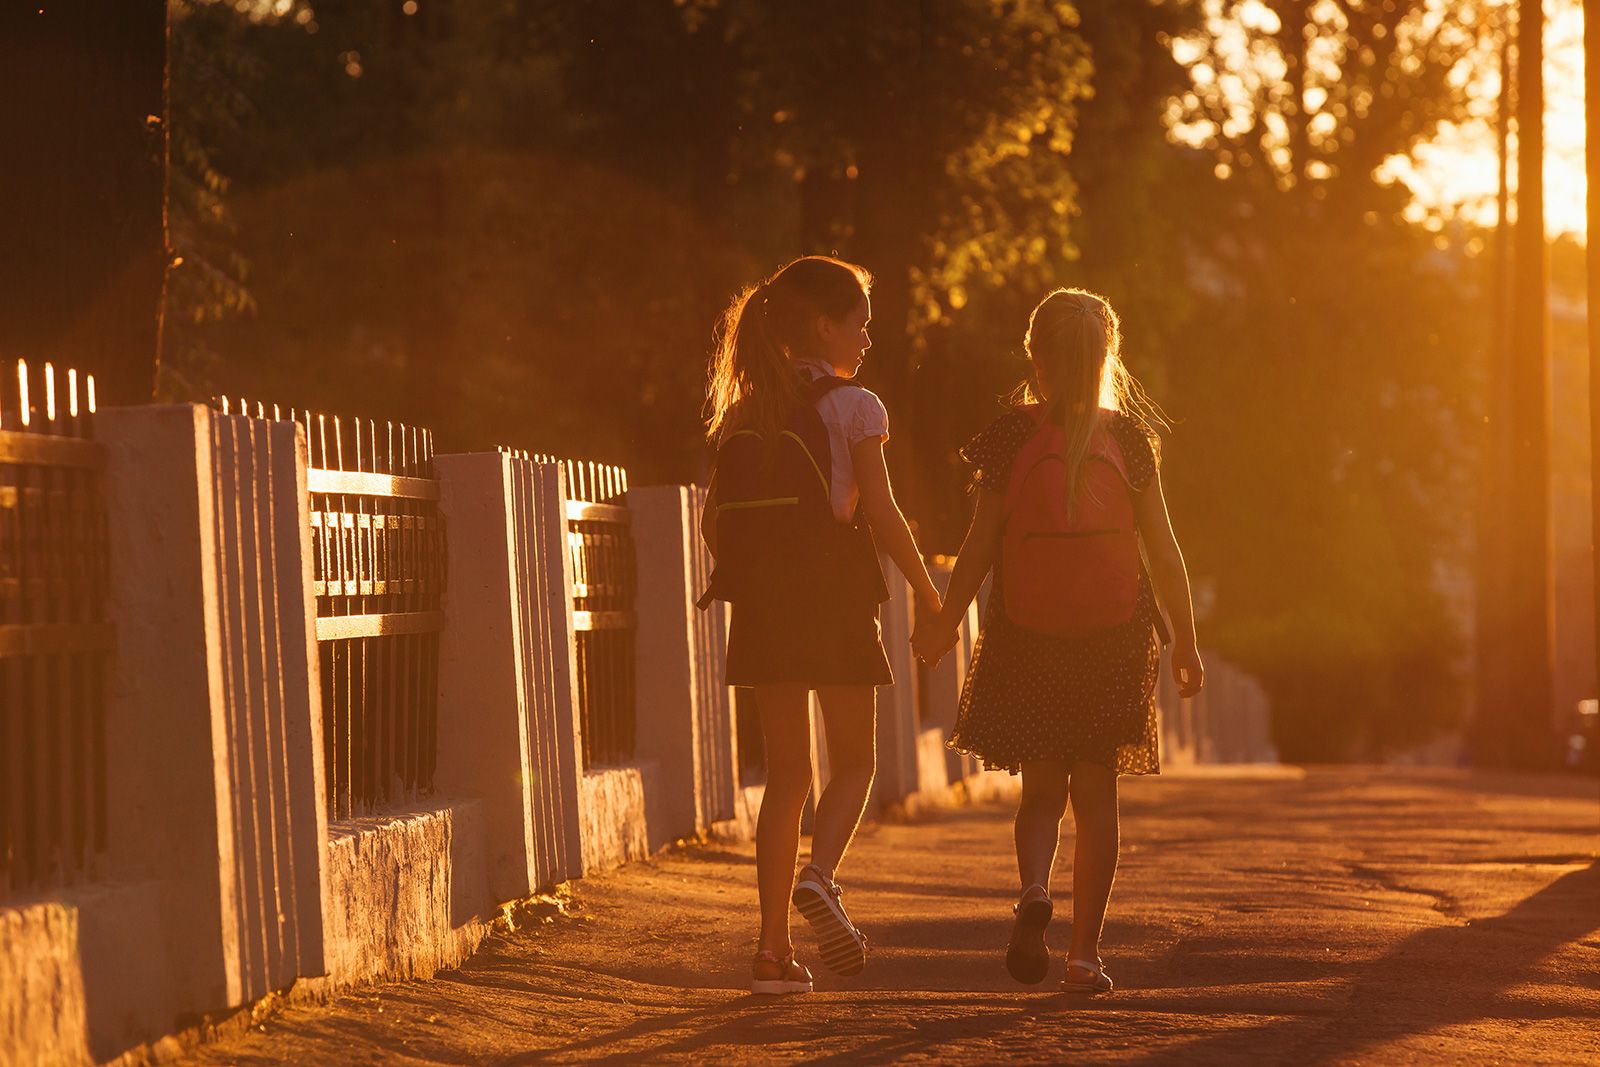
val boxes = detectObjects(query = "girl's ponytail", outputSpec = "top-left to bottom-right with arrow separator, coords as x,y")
705,256 -> 872,446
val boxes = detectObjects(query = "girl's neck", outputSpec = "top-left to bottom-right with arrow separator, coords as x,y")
795,355 -> 846,379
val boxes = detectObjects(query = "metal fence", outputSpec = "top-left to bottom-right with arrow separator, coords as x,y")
1,360 -> 108,897
221,400 -> 446,819
513,453 -> 637,769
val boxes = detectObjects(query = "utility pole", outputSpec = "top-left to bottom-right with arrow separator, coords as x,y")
1501,0 -> 1554,769
1586,0 -> 1600,721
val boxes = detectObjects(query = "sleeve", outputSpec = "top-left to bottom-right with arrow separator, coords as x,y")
960,412 -> 1029,493
845,388 -> 890,446
1110,412 -> 1161,492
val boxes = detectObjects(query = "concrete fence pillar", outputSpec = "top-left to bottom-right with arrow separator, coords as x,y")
630,485 -> 737,842
436,452 -> 541,901
88,404 -> 328,1056
872,565 -> 921,809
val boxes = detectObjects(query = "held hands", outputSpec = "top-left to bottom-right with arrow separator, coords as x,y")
1172,641 -> 1205,699
912,593 -> 959,667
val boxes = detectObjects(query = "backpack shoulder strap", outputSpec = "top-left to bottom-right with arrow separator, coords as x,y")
804,374 -> 853,402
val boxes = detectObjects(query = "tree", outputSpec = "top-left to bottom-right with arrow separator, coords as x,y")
1161,0 -> 1497,758
0,2 -> 168,405
1498,0 -> 1554,768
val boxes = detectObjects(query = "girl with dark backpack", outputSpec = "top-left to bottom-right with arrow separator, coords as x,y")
912,288 -> 1203,995
700,255 -> 943,996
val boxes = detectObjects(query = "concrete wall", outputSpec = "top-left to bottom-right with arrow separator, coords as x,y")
318,800 -> 491,988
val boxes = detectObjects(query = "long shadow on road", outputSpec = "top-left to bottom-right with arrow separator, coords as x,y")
1147,860 -> 1600,1063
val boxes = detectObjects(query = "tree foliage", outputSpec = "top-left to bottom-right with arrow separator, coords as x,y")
1157,0 -> 1495,758
165,0 -> 1505,759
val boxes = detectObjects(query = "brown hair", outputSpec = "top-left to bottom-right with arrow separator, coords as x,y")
705,255 -> 872,445
1018,288 -> 1164,512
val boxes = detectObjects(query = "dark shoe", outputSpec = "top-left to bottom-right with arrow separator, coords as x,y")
1005,885 -> 1053,985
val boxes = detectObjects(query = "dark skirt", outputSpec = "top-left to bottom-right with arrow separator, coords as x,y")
726,591 -> 893,688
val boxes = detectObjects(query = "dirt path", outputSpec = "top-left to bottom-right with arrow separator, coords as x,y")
178,767 -> 1599,1065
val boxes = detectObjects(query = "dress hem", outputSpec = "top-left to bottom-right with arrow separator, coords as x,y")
944,735 -> 1161,778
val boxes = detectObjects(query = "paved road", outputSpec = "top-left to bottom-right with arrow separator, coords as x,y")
181,767 -> 1599,1065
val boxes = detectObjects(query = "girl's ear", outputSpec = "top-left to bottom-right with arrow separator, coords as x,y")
812,311 -> 833,347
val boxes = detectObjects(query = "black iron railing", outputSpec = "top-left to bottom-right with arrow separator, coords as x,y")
222,400 -> 445,818
511,453 -> 637,769
1,360 -> 108,896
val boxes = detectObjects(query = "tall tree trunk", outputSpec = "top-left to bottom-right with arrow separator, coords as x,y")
1501,0 -> 1554,768
1473,13 -> 1517,763
0,2 -> 168,406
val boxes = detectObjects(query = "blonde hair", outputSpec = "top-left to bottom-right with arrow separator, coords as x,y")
705,256 -> 871,446
1017,288 -> 1165,512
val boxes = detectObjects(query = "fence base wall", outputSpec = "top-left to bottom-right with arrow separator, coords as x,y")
319,799 -> 493,988
0,900 -> 92,1066
578,767 -> 656,872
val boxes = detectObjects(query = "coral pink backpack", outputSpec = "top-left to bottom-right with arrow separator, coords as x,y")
1002,405 -> 1141,637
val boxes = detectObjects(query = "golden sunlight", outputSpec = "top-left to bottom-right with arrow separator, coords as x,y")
1392,1 -> 1586,239
1172,0 -> 1587,240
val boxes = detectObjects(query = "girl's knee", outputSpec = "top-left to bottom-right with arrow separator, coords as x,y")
830,749 -> 876,784
764,752 -> 813,802
1019,784 -> 1069,821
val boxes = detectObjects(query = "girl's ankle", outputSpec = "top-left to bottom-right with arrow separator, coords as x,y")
800,862 -> 834,883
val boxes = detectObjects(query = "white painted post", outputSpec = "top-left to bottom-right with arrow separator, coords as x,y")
516,459 -> 586,882
630,485 -> 737,844
90,405 -> 328,1053
873,563 -> 921,809
434,452 -> 541,902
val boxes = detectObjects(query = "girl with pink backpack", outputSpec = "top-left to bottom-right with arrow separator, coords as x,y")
912,287 -> 1203,994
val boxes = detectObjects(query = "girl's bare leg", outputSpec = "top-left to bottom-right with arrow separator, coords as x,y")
808,685 -> 877,878
1015,760 -> 1072,892
1066,761 -> 1120,962
754,684 -> 814,955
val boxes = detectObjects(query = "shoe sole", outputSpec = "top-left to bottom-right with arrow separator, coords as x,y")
751,978 -> 813,995
1005,898 -> 1053,985
792,883 -> 867,976
1061,979 -> 1113,995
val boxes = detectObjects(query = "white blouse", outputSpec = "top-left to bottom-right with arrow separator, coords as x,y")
796,358 -> 890,523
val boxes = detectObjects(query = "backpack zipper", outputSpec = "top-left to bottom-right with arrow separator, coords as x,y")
717,497 -> 800,512
1023,528 -> 1121,540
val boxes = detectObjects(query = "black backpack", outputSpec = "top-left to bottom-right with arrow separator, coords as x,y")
700,376 -> 885,608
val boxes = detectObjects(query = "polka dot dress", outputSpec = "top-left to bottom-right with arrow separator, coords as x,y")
947,409 -> 1164,777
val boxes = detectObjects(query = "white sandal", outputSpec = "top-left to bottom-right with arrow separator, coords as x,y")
1063,957 -> 1114,995
751,949 -> 813,995
791,864 -> 869,976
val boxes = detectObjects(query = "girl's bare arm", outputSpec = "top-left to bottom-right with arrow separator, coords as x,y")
853,437 -> 941,613
699,475 -> 717,558
938,488 -> 1006,625
911,487 -> 1005,665
1134,470 -> 1204,696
